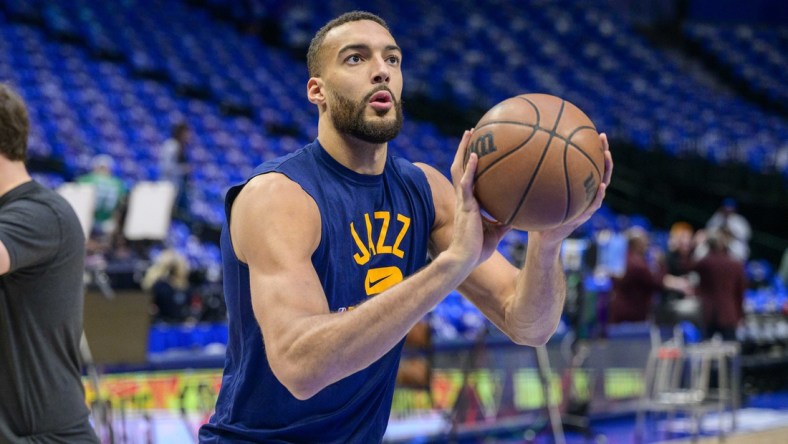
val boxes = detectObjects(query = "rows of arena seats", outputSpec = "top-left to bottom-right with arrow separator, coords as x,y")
681,22 -> 788,174
5,0 -> 787,182
0,1 -> 455,230
251,0 -> 788,177
684,23 -> 788,113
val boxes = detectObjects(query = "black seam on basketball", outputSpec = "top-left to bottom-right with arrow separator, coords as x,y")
476,121 -> 591,156
475,98 -> 540,180
562,136 -> 571,223
518,96 -> 542,130
565,125 -> 602,178
474,96 -> 542,182
505,99 -> 566,226
475,127 -> 538,180
475,120 -> 539,131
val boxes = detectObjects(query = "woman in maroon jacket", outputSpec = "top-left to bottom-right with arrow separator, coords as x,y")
609,228 -> 665,323
690,232 -> 747,340
609,227 -> 689,324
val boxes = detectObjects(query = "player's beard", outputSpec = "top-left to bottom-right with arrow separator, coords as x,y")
329,87 -> 403,144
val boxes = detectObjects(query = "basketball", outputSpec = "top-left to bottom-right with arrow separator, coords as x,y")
466,93 -> 605,231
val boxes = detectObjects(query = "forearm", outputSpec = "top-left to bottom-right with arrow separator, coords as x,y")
505,235 -> 565,346
279,252 -> 470,399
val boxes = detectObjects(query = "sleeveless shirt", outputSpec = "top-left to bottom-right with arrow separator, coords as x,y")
199,140 -> 435,443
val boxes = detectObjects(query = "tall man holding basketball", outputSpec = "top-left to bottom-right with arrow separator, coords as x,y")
0,84 -> 99,442
200,11 -> 612,443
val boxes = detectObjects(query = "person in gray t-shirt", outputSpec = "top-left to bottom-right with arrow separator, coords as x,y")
0,83 -> 98,443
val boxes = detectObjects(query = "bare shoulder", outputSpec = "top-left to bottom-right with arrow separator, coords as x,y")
413,162 -> 452,207
231,173 -> 321,263
239,172 -> 308,200
414,162 -> 448,188
414,162 -> 453,226
234,173 -> 319,225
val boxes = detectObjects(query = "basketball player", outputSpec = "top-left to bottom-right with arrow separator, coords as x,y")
200,11 -> 612,443
0,84 -> 98,442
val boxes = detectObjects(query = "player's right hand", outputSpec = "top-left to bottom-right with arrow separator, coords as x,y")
449,129 -> 511,270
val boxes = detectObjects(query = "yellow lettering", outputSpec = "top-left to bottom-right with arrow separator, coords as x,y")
374,211 -> 392,254
364,213 -> 376,255
350,222 -> 370,265
351,212 -> 411,263
392,214 -> 410,258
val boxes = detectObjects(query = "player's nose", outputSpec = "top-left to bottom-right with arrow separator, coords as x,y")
371,56 -> 390,84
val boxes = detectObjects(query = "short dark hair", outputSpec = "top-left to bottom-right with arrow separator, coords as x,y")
306,11 -> 390,78
0,83 -> 29,162
706,230 -> 728,253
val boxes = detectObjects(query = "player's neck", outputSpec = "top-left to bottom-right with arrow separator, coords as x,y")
0,159 -> 32,198
317,124 -> 387,175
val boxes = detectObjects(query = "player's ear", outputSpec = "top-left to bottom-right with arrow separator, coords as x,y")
307,78 -> 325,105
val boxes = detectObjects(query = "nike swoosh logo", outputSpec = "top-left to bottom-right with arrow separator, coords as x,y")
365,266 -> 404,295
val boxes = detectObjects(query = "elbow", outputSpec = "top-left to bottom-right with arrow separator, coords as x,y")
271,357 -> 330,401
506,320 -> 558,347
510,329 -> 553,347
277,370 -> 325,401
283,380 -> 322,401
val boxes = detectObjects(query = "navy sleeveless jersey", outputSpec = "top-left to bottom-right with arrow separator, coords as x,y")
199,140 -> 435,443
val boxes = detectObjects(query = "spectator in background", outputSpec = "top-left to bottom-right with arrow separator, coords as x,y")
705,198 -> 751,262
76,154 -> 127,239
0,83 -> 99,442
142,249 -> 192,323
663,222 -> 695,301
609,227 -> 688,324
159,122 -> 191,222
609,227 -> 662,324
689,231 -> 747,341
665,222 -> 694,277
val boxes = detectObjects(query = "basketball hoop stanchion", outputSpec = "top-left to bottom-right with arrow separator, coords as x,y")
446,325 -> 489,443
80,331 -> 114,443
535,345 -> 567,444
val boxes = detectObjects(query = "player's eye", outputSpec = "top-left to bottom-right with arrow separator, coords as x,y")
386,55 -> 400,66
346,54 -> 362,64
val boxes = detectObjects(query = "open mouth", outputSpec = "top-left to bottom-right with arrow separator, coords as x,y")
369,91 -> 392,104
368,90 -> 393,112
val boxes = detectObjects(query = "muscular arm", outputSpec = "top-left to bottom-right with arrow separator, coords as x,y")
234,170 -> 478,400
418,133 -> 613,346
419,164 -> 564,345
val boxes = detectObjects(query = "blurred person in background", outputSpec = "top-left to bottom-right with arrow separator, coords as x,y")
76,154 -> 127,241
609,227 -> 689,324
0,83 -> 98,443
159,121 -> 192,222
665,222 -> 695,279
689,230 -> 747,341
142,249 -> 192,323
705,198 -> 751,262
662,222 -> 695,302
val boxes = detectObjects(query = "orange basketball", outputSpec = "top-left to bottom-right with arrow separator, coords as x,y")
466,93 -> 604,231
